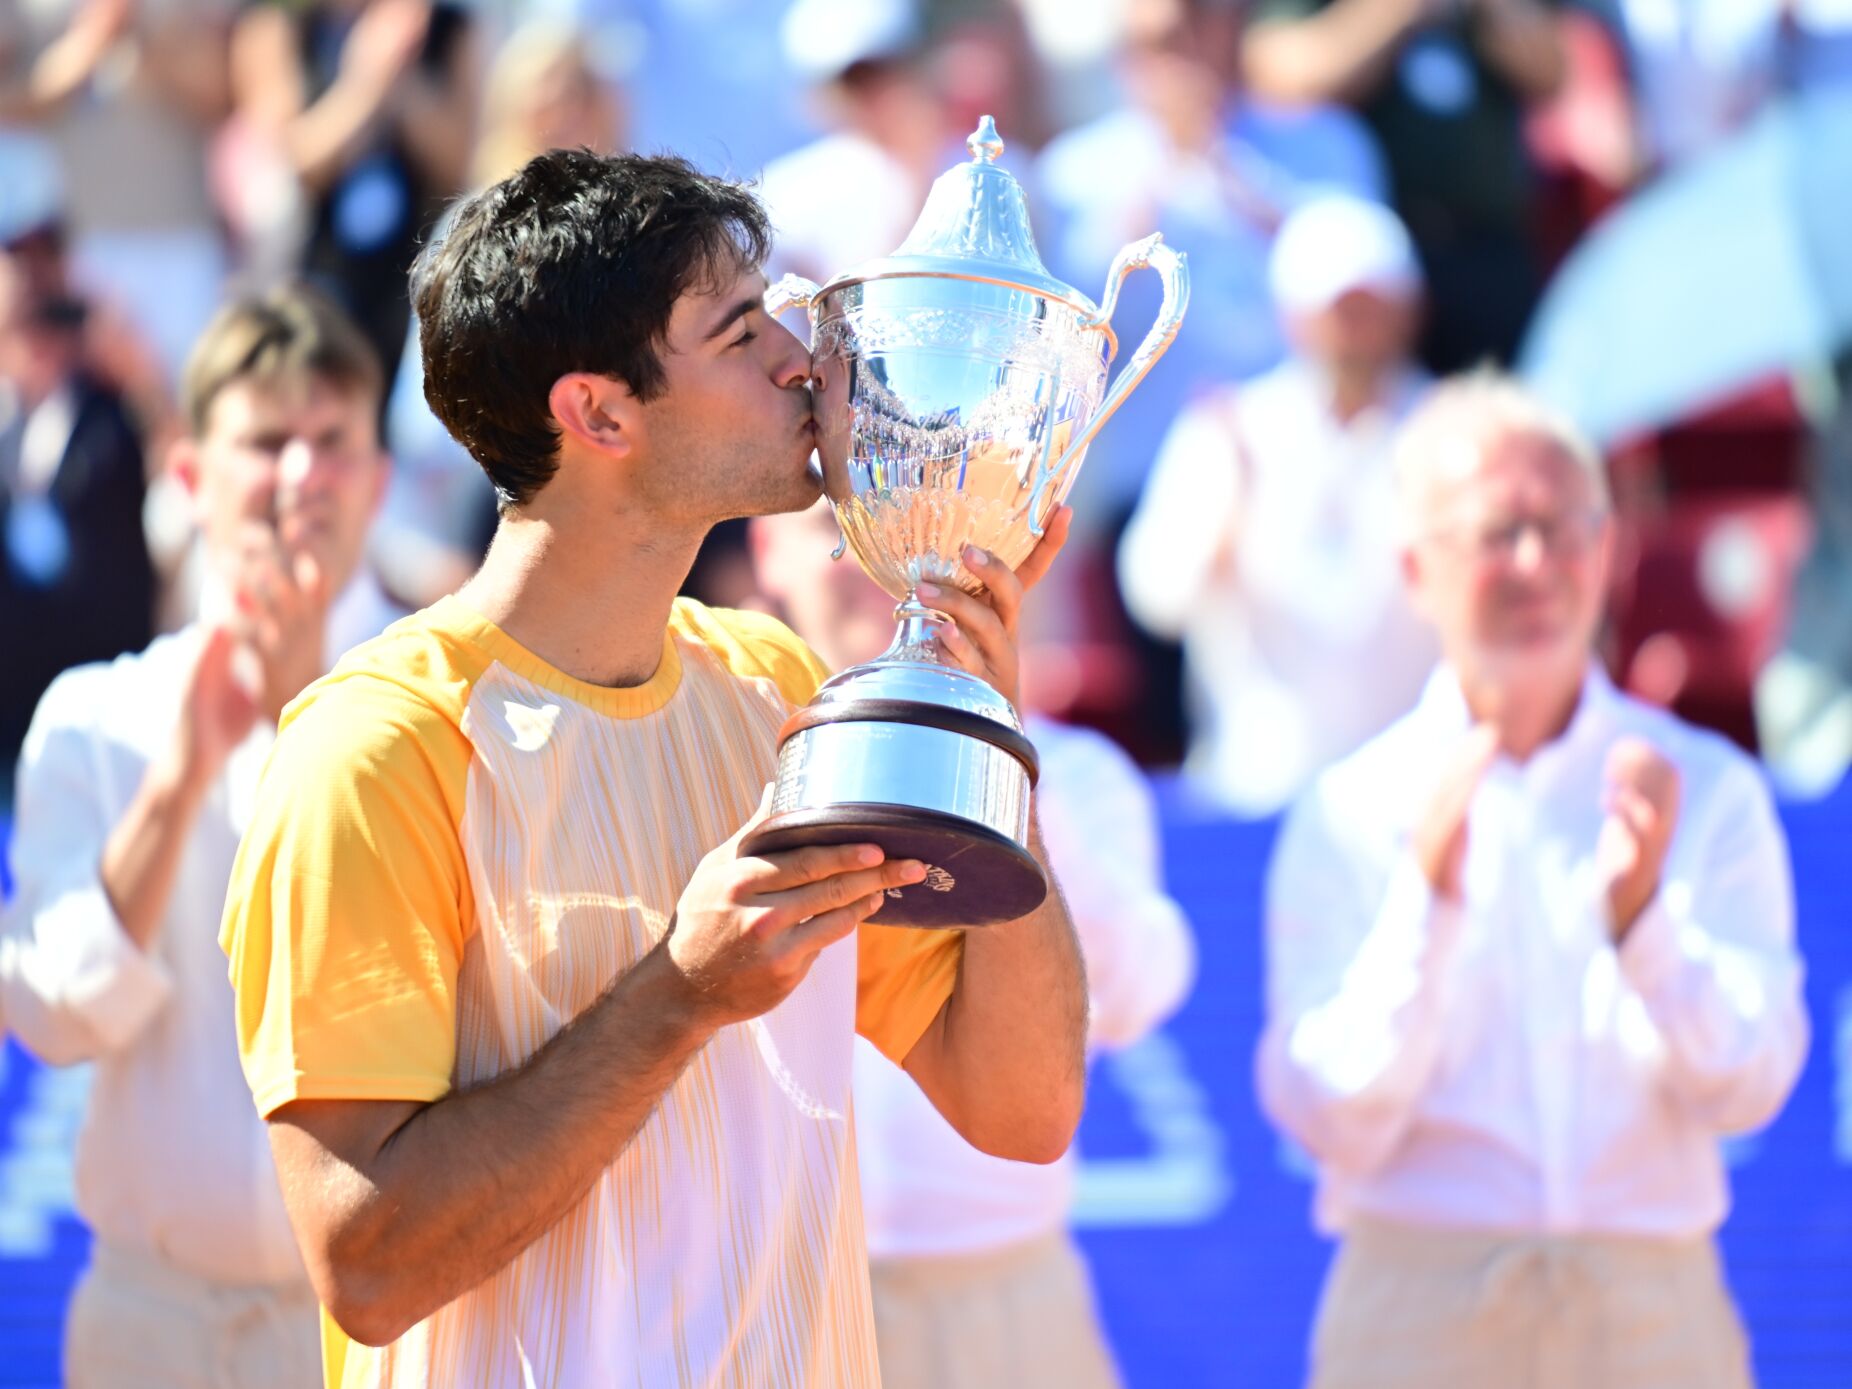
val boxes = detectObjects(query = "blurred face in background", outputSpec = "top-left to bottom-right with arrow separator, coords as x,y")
0,258 -> 83,408
0,227 -> 70,304
1119,0 -> 1241,142
1404,428 -> 1612,689
521,51 -> 622,153
822,56 -> 945,145
0,308 -> 79,409
474,24 -> 626,187
749,499 -> 895,673
174,373 -> 388,598
1288,286 -> 1422,381
928,9 -> 1048,149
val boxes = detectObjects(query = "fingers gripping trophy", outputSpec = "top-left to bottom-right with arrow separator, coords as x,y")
742,118 -> 1189,926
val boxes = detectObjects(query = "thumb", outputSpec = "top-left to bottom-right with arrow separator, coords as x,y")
293,549 -> 328,609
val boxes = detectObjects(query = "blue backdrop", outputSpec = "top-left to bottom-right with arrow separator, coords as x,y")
2,780 -> 1850,1387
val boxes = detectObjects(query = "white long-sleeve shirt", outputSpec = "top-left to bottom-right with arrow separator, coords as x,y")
1117,359 -> 1438,816
1258,665 -> 1809,1240
855,719 -> 1197,1260
0,575 -> 401,1286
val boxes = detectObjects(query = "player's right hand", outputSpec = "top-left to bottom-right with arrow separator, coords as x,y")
662,791 -> 927,1029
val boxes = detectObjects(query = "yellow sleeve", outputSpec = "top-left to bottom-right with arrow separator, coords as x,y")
220,671 -> 476,1118
855,922 -> 964,1064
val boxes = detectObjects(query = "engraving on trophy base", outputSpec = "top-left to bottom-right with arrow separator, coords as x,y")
888,864 -> 957,898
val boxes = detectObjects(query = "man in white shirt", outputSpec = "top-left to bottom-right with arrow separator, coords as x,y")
1258,372 -> 1808,1389
0,286 -> 398,1388
750,500 -> 1197,1389
1119,194 -> 1437,815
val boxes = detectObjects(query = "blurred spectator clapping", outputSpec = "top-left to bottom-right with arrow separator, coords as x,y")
1119,194 -> 1436,813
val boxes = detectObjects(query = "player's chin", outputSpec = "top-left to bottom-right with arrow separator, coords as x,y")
765,465 -> 826,516
725,445 -> 824,519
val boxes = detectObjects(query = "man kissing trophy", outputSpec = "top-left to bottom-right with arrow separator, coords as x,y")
744,117 -> 1190,926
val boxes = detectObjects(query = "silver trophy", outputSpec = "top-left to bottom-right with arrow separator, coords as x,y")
741,118 -> 1188,926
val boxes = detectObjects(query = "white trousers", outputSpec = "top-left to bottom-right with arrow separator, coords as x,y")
63,1241 -> 321,1389
1309,1218 -> 1755,1389
870,1231 -> 1123,1389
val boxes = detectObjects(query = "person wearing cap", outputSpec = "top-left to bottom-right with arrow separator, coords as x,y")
1257,372 -> 1805,1388
758,0 -> 955,285
0,286 -> 399,1388
1118,193 -> 1437,815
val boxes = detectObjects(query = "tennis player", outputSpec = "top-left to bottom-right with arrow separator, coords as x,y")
218,148 -> 1087,1388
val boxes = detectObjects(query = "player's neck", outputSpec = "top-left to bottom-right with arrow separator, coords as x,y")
459,507 -> 703,691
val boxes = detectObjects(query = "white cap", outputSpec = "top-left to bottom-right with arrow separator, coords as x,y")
1268,193 -> 1422,317
781,0 -> 921,83
0,133 -> 63,246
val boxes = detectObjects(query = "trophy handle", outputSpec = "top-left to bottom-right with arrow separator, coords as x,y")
1027,234 -> 1190,536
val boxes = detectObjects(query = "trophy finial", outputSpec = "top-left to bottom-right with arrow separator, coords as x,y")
967,116 -> 1004,164
891,112 -> 1056,293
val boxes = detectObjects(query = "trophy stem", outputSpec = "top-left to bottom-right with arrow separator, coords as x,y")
883,592 -> 951,666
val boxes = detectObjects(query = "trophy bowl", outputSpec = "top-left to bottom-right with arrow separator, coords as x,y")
741,118 -> 1188,927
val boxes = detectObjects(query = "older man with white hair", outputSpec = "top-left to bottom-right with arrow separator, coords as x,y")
1257,372 -> 1809,1389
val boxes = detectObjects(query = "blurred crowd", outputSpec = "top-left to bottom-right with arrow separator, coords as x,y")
5,0 -> 1852,814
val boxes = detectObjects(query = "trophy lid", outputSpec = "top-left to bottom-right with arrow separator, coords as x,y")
830,117 -> 1089,310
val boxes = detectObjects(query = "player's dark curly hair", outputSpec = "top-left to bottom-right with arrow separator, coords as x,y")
413,149 -> 772,507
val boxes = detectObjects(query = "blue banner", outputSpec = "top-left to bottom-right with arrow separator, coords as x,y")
2,784 -> 1850,1386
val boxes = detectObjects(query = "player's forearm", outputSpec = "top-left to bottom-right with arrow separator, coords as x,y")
907,817 -> 1087,1163
306,944 -> 714,1346
100,749 -> 212,951
1241,0 -> 1426,106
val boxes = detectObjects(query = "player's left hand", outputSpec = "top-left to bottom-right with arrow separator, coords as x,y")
915,505 -> 1071,711
1597,737 -> 1681,942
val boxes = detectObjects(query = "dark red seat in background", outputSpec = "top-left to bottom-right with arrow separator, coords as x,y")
1606,379 -> 1814,751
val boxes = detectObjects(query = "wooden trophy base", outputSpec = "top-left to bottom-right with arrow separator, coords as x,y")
743,802 -> 1047,928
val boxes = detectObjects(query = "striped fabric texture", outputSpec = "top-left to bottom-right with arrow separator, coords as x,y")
222,596 -> 963,1389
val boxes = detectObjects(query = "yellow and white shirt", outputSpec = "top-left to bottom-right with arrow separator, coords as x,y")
220,594 -> 964,1389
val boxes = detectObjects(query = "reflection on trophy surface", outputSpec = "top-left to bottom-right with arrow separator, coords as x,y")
741,116 -> 1189,926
